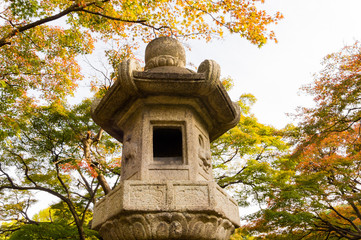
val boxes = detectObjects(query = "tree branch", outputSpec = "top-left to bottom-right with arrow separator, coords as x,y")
0,0 -> 111,48
327,203 -> 360,233
79,9 -> 146,24
0,3 -> 79,47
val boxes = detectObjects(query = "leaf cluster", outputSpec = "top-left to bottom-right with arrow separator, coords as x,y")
211,93 -> 292,208
243,42 -> 361,240
0,99 -> 121,239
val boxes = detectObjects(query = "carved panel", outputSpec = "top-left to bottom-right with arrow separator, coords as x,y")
128,184 -> 167,207
198,134 -> 212,174
195,125 -> 212,180
198,172 -> 209,181
174,184 -> 209,206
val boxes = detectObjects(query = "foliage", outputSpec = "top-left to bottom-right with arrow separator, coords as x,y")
211,93 -> 291,208
0,0 -> 283,141
230,228 -> 255,239
8,222 -> 98,240
1,0 -> 283,48
298,41 -> 361,140
6,202 -> 99,240
0,0 -> 283,95
0,99 -> 121,239
0,1 -> 283,239
242,42 -> 361,239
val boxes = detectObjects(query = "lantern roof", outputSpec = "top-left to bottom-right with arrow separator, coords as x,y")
91,37 -> 240,142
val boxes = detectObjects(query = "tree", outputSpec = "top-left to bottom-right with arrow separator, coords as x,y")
8,202 -> 99,239
0,1 -> 283,239
0,0 -> 283,147
207,89 -> 293,238
230,227 -> 255,240
0,99 -> 121,239
297,41 -> 361,141
211,93 -> 291,208
0,0 -> 283,105
242,42 -> 361,239
1,0 -> 282,48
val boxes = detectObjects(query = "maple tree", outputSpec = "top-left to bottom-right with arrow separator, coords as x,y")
212,93 -> 294,240
0,0 -> 283,94
212,93 -> 291,207
0,0 -> 284,239
7,202 -> 99,239
298,41 -> 361,141
242,42 -> 361,239
0,100 -> 121,239
230,227 -> 255,240
0,0 -> 283,139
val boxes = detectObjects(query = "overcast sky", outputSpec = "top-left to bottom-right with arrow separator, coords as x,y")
184,0 -> 361,129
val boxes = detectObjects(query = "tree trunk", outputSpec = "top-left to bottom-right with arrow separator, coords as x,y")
82,131 -> 111,195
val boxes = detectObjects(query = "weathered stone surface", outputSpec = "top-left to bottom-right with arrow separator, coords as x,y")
91,44 -> 240,143
98,212 -> 234,240
145,37 -> 186,70
91,37 -> 240,240
113,100 -> 215,182
92,181 -> 240,231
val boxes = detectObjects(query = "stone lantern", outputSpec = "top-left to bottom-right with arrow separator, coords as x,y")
91,37 -> 240,240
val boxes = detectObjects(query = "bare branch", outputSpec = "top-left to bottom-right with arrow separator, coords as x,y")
55,164 -> 71,199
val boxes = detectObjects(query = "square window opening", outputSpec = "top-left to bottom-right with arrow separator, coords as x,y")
153,127 -> 183,164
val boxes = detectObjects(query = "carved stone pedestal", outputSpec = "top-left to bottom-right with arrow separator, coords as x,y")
92,181 -> 239,240
98,212 -> 233,240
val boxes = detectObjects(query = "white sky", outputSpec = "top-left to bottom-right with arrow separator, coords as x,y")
185,0 -> 361,128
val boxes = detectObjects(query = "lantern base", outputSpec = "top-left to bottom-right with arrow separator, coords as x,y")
92,180 -> 240,240
98,212 -> 234,240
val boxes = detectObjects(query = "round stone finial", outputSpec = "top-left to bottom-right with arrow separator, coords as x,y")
145,37 -> 186,70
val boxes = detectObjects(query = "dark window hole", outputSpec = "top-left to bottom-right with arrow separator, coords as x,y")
153,127 -> 183,164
